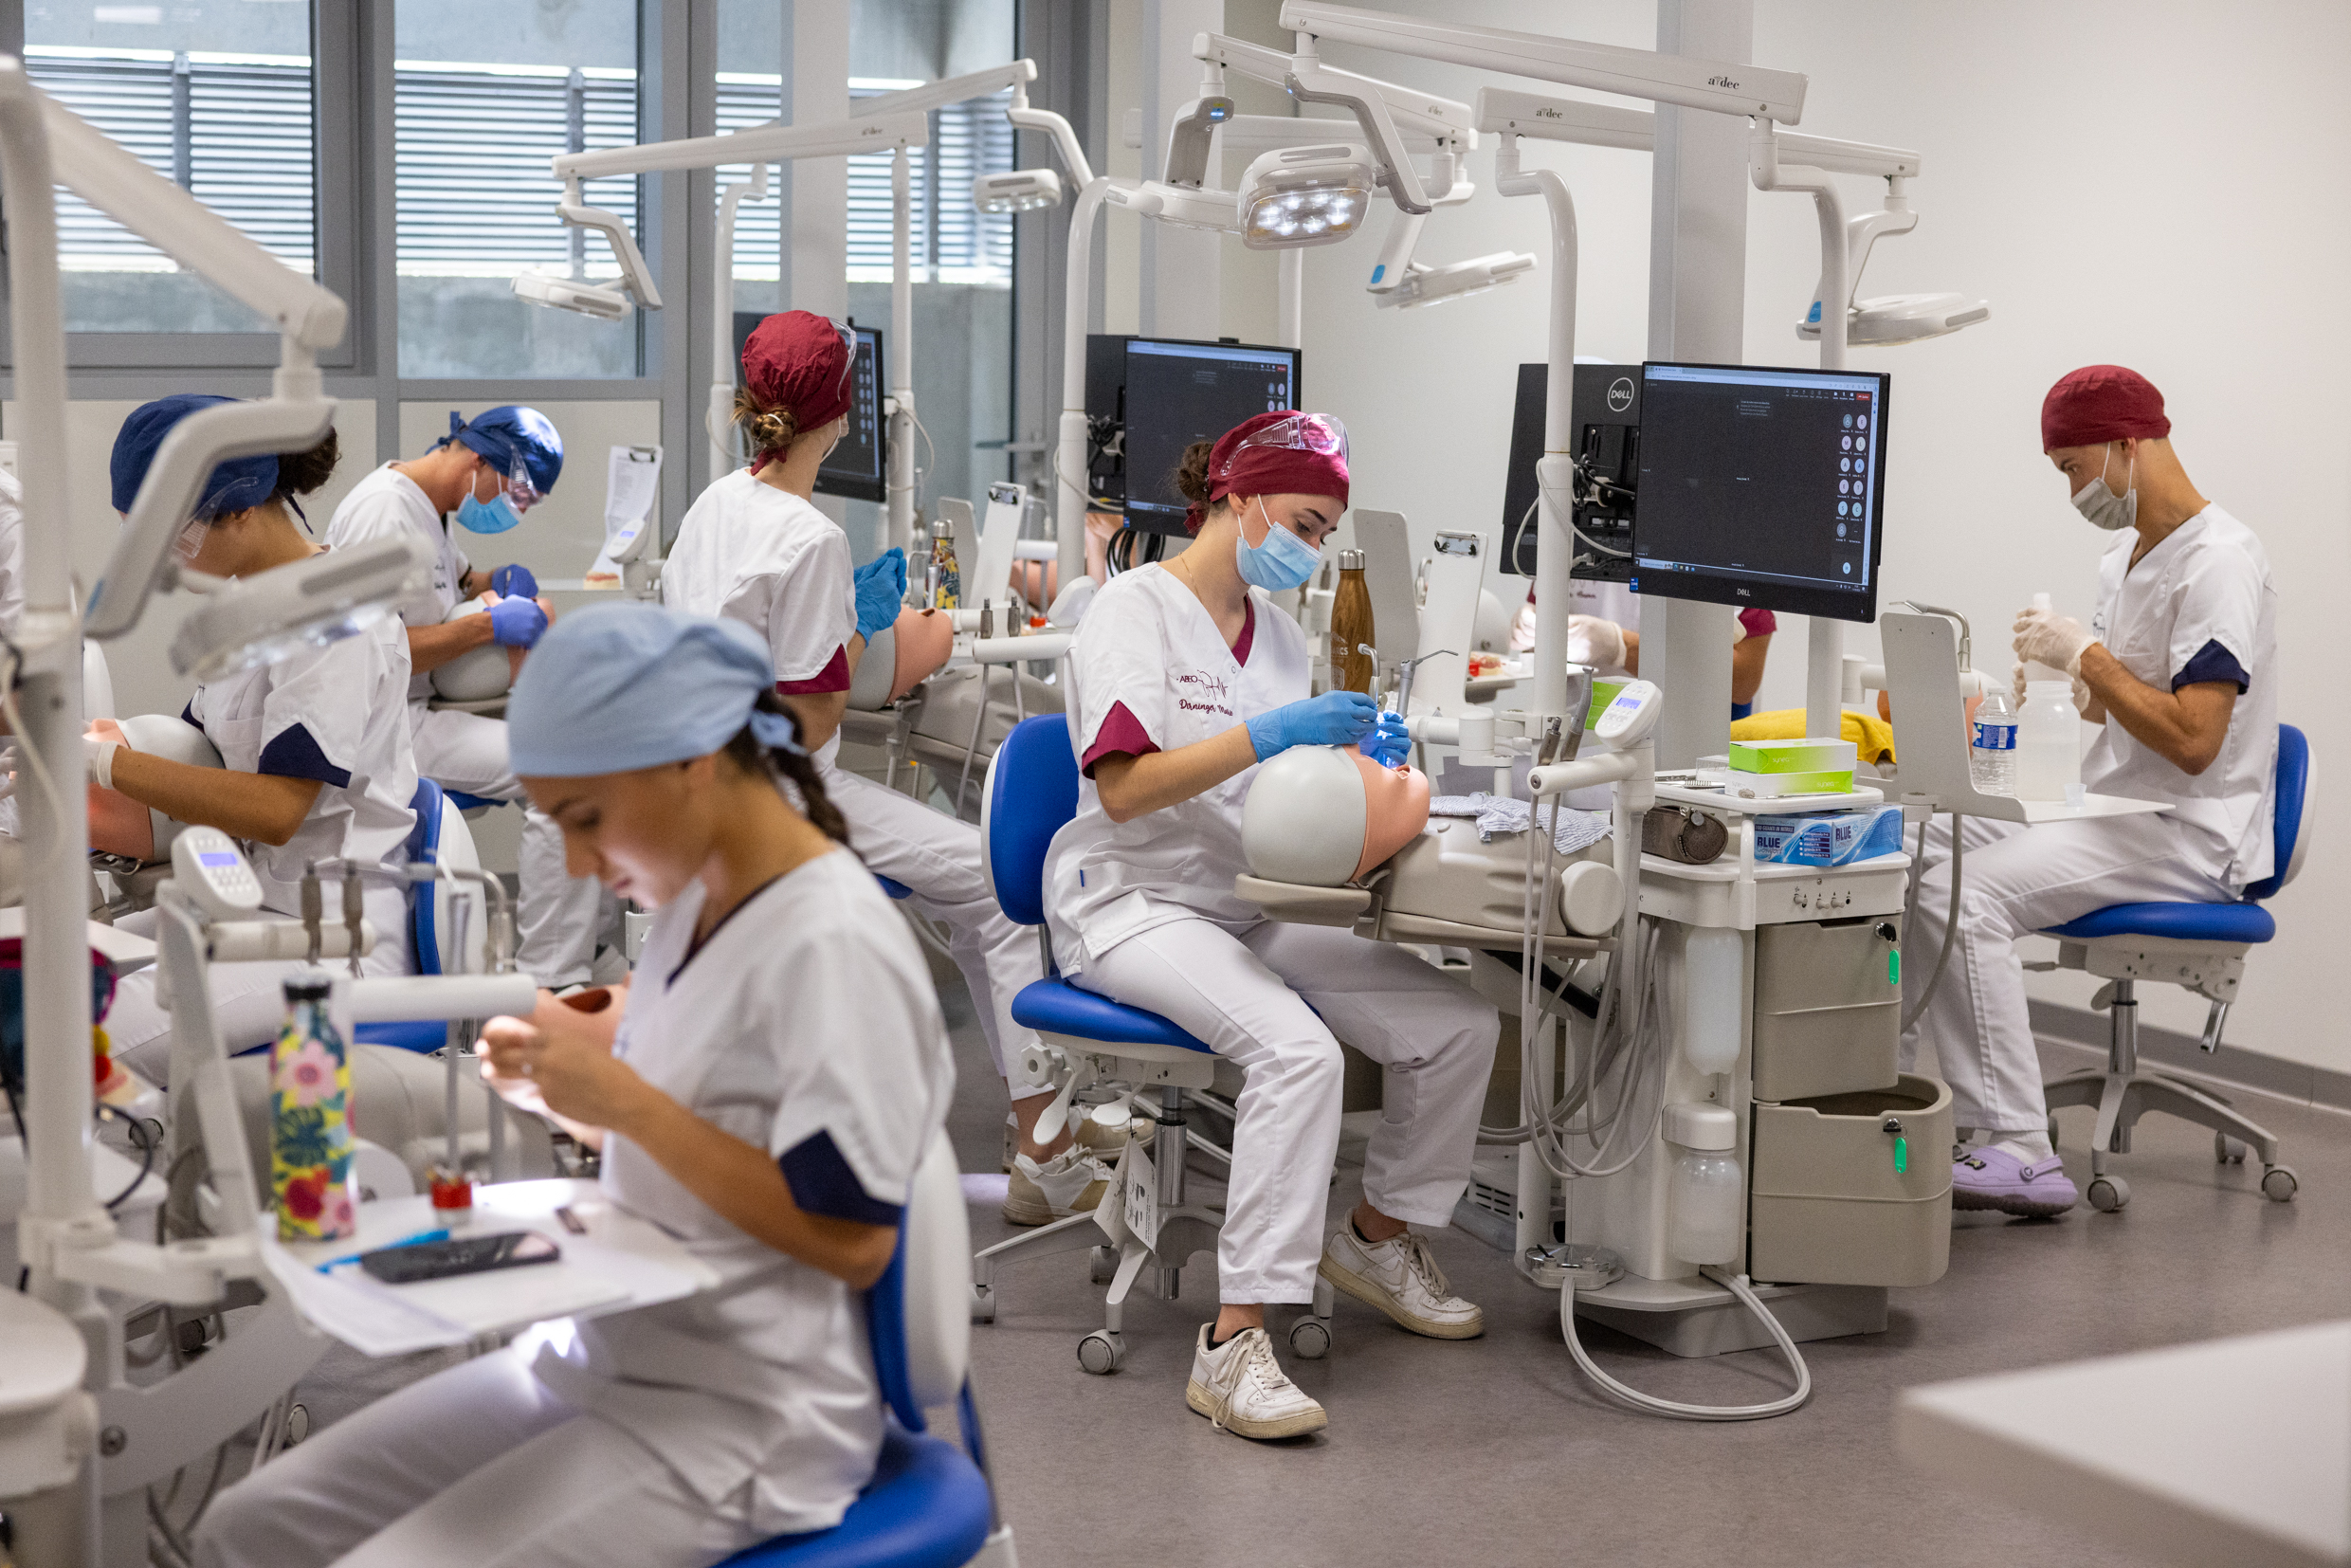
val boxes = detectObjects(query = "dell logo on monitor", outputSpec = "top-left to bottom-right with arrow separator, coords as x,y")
1607,377 -> 1634,413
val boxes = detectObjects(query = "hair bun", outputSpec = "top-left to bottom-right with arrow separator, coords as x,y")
1173,438 -> 1215,507
273,428 -> 341,498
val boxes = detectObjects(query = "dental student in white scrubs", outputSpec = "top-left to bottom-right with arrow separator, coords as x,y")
1904,366 -> 2277,1218
323,406 -> 614,990
1050,411 -> 1499,1441
89,397 -> 420,1083
193,603 -> 953,1568
664,311 -> 1092,1228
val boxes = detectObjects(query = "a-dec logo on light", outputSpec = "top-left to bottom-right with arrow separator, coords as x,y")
1606,378 -> 1634,414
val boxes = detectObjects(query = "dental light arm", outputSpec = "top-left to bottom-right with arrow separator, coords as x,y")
1476,88 -> 1655,152
855,59 -> 1035,119
1279,1 -> 1809,123
709,160 -> 773,475
1194,32 -> 1475,141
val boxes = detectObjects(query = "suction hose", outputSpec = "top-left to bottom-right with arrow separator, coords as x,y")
1559,1266 -> 1813,1421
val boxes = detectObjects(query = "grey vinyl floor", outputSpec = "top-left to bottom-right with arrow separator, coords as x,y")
939,983 -> 2351,1568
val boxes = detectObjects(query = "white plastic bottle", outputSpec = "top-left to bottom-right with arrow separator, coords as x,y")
1970,682 -> 2017,795
1664,1103 -> 1742,1266
2015,680 -> 2082,800
1683,928 -> 1742,1073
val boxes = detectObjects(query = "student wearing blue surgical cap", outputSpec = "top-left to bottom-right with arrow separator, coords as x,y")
321,405 -> 616,993
195,603 -> 954,1568
91,396 -> 422,1083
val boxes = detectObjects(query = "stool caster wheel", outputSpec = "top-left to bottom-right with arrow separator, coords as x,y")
970,1285 -> 994,1324
1077,1330 -> 1125,1375
1090,1246 -> 1116,1284
1288,1316 -> 1331,1360
2262,1165 -> 2299,1203
2087,1175 -> 2130,1212
2216,1134 -> 2249,1165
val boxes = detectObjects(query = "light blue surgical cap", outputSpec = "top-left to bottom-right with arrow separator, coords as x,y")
507,602 -> 801,777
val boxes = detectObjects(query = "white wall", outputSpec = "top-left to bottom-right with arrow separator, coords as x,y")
1290,0 -> 2351,1072
395,401 -> 664,587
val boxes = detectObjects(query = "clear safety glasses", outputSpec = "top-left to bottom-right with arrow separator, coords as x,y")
825,316 -> 858,403
500,455 -> 545,515
1232,411 -> 1349,465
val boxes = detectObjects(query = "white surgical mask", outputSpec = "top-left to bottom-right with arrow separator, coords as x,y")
2070,442 -> 2138,532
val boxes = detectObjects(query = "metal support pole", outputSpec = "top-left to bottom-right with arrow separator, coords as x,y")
1155,1085 -> 1185,1299
170,51 -> 192,191
566,67 -> 587,280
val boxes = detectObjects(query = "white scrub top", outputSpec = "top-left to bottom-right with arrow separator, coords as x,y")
662,470 -> 858,765
322,464 -> 469,706
2084,503 -> 2278,887
1045,563 -> 1310,966
531,848 -> 953,1537
181,616 -> 421,919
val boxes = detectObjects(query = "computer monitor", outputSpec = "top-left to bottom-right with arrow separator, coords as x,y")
1498,362 -> 1641,580
731,312 -> 885,502
1629,361 -> 1889,623
1120,337 -> 1303,535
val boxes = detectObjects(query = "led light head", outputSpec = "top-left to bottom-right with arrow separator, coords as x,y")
1237,142 -> 1376,250
512,269 -> 631,321
971,168 -> 1065,214
1797,290 -> 1992,346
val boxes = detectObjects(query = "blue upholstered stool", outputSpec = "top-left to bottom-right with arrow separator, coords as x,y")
2038,724 -> 2311,1211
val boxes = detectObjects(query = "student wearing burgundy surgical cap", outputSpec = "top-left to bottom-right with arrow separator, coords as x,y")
663,312 -> 1077,1224
1904,365 -> 2277,1220
1047,411 -> 1499,1441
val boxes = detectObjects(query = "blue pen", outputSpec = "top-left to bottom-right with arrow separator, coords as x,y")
315,1227 -> 450,1274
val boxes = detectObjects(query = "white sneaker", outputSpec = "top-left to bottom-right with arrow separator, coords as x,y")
1319,1225 -> 1485,1340
1185,1325 -> 1328,1440
1002,1146 -> 1114,1227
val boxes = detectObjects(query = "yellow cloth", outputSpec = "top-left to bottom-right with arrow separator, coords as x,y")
1729,708 -> 1898,765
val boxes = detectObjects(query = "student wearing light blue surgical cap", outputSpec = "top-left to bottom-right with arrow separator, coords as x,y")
193,600 -> 957,1568
90,396 -> 426,1087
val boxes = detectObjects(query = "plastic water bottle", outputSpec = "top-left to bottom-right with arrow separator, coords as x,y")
2016,680 -> 2083,801
1970,684 -> 2017,795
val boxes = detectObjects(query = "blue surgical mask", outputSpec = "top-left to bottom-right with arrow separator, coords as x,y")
1233,498 -> 1321,592
456,491 -> 521,535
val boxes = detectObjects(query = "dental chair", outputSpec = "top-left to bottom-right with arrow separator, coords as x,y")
2038,723 -> 2310,1212
969,714 -> 1335,1373
720,1130 -> 1011,1568
355,777 -> 487,1052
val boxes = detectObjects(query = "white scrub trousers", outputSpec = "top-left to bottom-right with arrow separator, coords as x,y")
413,706 -> 611,989
191,1346 -> 766,1568
1900,814 -> 2234,1136
102,890 -> 413,1085
1075,918 -> 1498,1303
824,764 -> 1043,1080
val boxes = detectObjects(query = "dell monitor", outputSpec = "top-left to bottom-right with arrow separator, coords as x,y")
1629,362 -> 1889,623
1120,337 -> 1302,534
732,312 -> 885,502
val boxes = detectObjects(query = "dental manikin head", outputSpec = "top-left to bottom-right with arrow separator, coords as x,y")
2041,365 -> 2172,533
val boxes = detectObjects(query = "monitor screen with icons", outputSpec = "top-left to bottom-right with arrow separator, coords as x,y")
1630,361 -> 1889,623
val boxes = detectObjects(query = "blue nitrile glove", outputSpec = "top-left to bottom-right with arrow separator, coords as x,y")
854,547 -> 908,640
1245,689 -> 1379,762
489,563 -> 538,600
1358,711 -> 1411,769
486,594 -> 548,649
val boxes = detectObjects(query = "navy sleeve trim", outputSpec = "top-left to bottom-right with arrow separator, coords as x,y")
256,723 -> 352,788
179,702 -> 201,729
778,1130 -> 902,1227
2174,638 -> 2250,694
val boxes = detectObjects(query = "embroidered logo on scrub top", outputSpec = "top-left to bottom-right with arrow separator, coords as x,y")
1173,667 -> 1234,720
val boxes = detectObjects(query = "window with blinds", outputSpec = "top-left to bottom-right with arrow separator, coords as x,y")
26,45 -> 317,302
394,62 -> 641,277
713,77 -> 1014,285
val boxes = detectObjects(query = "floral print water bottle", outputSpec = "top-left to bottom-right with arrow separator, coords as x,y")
271,973 -> 355,1242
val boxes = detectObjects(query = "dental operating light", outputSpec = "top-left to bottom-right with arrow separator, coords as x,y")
512,267 -> 631,320
1373,248 -> 1537,308
972,167 -> 1064,213
171,535 -> 434,681
1237,142 -> 1376,249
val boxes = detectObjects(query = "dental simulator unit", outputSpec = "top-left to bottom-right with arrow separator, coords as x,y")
0,64 -> 545,1567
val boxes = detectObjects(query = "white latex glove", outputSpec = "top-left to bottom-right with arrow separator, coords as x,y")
85,736 -> 118,790
2013,606 -> 2097,677
1566,613 -> 1627,670
1730,612 -> 1750,646
1509,600 -> 1538,654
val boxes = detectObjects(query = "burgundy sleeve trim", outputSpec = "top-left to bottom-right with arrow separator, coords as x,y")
1231,597 -> 1257,665
1080,701 -> 1161,777
1738,608 -> 1777,638
776,644 -> 851,695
